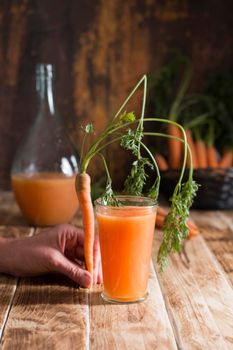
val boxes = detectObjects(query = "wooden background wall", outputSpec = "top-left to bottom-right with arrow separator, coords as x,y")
0,0 -> 232,189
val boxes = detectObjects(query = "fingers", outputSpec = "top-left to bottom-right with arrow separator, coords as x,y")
57,224 -> 84,249
51,224 -> 102,286
53,224 -> 84,259
53,253 -> 91,288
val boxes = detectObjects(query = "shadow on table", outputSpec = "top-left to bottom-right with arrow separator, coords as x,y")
0,273 -> 105,306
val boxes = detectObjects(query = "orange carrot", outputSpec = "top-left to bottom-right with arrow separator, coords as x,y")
155,214 -> 165,228
156,207 -> 199,238
185,129 -> 198,169
154,153 -> 169,171
219,149 -> 233,168
188,227 -> 199,238
157,206 -> 168,217
75,173 -> 94,284
195,139 -> 208,169
207,145 -> 218,168
167,124 -> 182,169
187,220 -> 198,232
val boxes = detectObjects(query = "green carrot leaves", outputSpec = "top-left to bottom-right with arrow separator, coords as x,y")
100,181 -> 120,206
119,111 -> 136,123
124,158 -> 153,196
157,179 -> 199,271
120,129 -> 142,156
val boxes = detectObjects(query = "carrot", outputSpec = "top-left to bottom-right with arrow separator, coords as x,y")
167,124 -> 182,169
156,207 -> 199,238
75,173 -> 94,284
157,206 -> 168,217
185,129 -> 198,169
207,145 -> 218,168
186,220 -> 198,232
195,139 -> 208,168
155,214 -> 165,228
219,149 -> 233,168
154,153 -> 169,171
188,227 -> 199,238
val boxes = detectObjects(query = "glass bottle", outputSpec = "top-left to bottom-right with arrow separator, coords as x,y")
11,64 -> 80,226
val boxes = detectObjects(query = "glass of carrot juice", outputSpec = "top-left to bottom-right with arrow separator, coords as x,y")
95,196 -> 157,304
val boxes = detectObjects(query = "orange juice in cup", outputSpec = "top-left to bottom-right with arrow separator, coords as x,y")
95,196 -> 157,303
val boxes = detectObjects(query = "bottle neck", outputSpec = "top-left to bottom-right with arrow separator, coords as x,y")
36,64 -> 57,116
36,75 -> 56,115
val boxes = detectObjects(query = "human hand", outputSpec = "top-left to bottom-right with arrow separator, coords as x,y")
0,224 -> 102,288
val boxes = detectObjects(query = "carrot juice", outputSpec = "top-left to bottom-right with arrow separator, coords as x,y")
11,172 -> 79,226
95,196 -> 157,303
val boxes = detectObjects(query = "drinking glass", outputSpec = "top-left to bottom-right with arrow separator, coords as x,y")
95,195 -> 157,303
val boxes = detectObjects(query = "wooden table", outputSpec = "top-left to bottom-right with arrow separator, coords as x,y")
0,192 -> 233,349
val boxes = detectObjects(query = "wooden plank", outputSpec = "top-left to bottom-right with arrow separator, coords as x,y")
1,225 -> 89,349
89,263 -> 177,350
1,275 -> 89,350
218,211 -> 233,231
191,211 -> 233,285
184,235 -> 233,349
0,192 -> 27,226
0,226 -> 33,341
191,210 -> 233,239
153,231 -> 229,350
0,275 -> 18,341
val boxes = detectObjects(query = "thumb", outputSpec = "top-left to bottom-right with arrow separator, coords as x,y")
54,254 -> 92,288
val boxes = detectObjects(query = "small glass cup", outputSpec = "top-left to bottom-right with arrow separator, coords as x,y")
95,195 -> 157,304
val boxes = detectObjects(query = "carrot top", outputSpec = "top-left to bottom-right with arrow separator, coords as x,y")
79,75 -> 198,271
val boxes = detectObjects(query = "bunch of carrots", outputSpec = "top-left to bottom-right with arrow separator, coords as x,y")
148,54 -> 233,172
154,127 -> 233,171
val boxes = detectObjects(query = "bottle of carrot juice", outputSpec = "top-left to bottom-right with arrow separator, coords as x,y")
11,64 -> 79,226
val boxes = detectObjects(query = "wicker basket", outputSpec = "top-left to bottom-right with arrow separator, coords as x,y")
160,168 -> 233,210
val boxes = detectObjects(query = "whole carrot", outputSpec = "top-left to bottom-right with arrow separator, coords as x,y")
75,172 -> 94,285
154,153 -> 169,171
219,148 -> 233,168
167,124 -> 182,169
195,139 -> 208,168
206,124 -> 218,168
185,129 -> 198,169
207,145 -> 218,168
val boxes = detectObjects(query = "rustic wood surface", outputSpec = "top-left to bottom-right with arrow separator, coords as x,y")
89,265 -> 177,350
0,225 -> 33,341
153,234 -> 233,349
190,211 -> 233,285
0,191 -> 233,349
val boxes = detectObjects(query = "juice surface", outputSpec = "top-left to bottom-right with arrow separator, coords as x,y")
12,172 -> 79,226
96,207 -> 156,302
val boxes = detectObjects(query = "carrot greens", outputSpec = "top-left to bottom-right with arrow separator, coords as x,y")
79,75 -> 198,271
